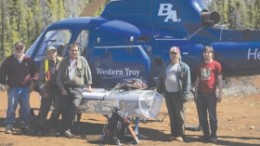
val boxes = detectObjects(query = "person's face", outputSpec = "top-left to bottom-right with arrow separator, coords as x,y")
69,46 -> 79,59
47,50 -> 57,61
169,51 -> 179,62
15,43 -> 24,55
203,50 -> 213,61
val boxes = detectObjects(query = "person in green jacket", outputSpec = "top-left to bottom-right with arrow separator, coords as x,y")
157,46 -> 191,142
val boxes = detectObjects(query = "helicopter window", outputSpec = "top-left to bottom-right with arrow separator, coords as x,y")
34,29 -> 71,62
75,30 -> 89,54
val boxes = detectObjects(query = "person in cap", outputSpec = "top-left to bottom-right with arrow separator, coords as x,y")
157,46 -> 191,142
194,46 -> 223,143
35,45 -> 62,135
0,41 -> 37,134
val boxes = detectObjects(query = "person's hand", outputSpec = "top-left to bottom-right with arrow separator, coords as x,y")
85,86 -> 92,92
217,93 -> 222,103
4,84 -> 10,91
41,91 -> 49,98
133,82 -> 147,89
0,84 -> 5,91
29,82 -> 35,92
194,92 -> 198,102
61,88 -> 68,96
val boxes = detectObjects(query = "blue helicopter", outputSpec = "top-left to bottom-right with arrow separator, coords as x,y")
26,0 -> 260,88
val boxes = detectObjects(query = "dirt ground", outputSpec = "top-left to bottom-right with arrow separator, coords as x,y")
0,76 -> 260,146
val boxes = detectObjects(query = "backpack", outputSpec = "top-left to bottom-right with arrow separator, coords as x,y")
103,108 -> 133,145
103,79 -> 145,145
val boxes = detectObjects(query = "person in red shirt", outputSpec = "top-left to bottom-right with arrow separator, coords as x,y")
195,46 -> 223,143
0,41 -> 37,134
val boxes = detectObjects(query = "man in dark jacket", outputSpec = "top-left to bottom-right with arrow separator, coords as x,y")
0,41 -> 37,134
156,46 -> 191,142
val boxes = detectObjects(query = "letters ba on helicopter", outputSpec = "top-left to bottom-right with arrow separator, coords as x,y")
158,4 -> 180,22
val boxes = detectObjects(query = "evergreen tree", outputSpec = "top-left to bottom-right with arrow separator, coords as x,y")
57,0 -> 65,20
7,0 -> 21,52
238,0 -> 249,29
227,0 -> 236,29
208,0 -> 218,11
41,0 -> 52,25
31,0 -> 44,42
49,0 -> 58,21
246,1 -> 256,29
254,0 -> 260,29
232,0 -> 248,29
215,0 -> 228,25
18,0 -> 28,44
207,0 -> 255,29
25,8 -> 34,47
4,18 -> 14,56
0,0 -> 5,58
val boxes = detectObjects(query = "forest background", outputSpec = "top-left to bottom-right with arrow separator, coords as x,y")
0,0 -> 260,62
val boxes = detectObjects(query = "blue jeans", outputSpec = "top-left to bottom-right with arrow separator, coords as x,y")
197,92 -> 218,137
6,87 -> 30,129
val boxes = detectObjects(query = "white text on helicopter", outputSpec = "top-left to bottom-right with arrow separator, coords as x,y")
248,48 -> 260,60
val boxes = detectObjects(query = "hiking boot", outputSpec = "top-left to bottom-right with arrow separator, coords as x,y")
169,135 -> 175,141
5,125 -> 13,134
19,121 -> 26,126
48,128 -> 60,136
5,129 -> 12,134
199,135 -> 210,142
21,125 -> 34,134
35,129 -> 44,136
136,133 -> 145,139
194,126 -> 202,131
49,128 -> 58,133
36,131 -> 43,136
64,129 -> 74,138
210,136 -> 218,143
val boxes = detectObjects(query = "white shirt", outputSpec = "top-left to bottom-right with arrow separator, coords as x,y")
69,59 -> 77,80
